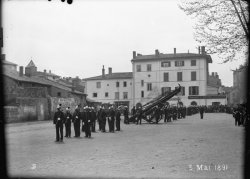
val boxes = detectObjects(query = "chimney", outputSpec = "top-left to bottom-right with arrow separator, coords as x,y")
174,48 -> 176,54
108,67 -> 112,75
198,46 -> 201,54
133,51 -> 136,59
201,46 -> 205,54
155,49 -> 159,56
44,69 -> 46,73
19,66 -> 23,77
102,65 -> 105,77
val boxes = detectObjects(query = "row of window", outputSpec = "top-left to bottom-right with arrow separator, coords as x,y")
163,71 -> 197,82
93,92 -> 128,99
96,81 -> 128,88
140,86 -> 199,97
136,60 -> 197,72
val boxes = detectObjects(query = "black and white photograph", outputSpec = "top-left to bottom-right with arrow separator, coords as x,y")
0,0 -> 249,178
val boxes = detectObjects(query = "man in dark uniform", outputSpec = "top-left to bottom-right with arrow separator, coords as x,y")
97,107 -> 102,131
115,107 -> 121,131
109,106 -> 115,132
131,106 -> 136,123
199,106 -> 204,119
82,107 -> 86,132
173,106 -> 177,120
154,105 -> 160,124
64,107 -> 72,138
84,107 -> 92,138
101,107 -> 107,132
182,106 -> 186,119
124,106 -> 129,124
234,108 -> 241,126
91,107 -> 96,132
53,105 -> 65,142
72,105 -> 81,137
107,107 -> 111,132
136,107 -> 142,125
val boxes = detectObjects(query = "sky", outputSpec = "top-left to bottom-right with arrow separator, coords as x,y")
2,0 -> 246,86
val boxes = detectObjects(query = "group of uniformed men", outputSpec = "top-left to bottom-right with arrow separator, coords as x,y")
232,105 -> 249,126
53,104 -> 123,142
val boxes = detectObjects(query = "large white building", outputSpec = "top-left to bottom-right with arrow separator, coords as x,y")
131,47 -> 227,107
84,47 -> 227,109
84,66 -> 133,108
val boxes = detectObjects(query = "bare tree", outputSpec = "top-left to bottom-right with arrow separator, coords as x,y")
179,0 -> 248,63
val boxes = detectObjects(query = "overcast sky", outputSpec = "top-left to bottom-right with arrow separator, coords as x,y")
2,0 -> 245,86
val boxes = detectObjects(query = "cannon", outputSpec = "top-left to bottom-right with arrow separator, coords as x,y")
130,84 -> 182,123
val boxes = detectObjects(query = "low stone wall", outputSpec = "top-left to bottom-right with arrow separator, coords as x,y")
4,106 -> 19,123
4,97 -> 49,123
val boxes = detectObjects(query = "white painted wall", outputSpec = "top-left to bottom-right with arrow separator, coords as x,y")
86,78 -> 133,108
132,58 -> 209,106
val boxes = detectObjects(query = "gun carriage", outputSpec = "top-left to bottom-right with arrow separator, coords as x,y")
130,84 -> 182,123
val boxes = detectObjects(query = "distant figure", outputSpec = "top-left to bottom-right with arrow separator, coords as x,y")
91,107 -> 96,132
116,108 -> 121,131
101,107 -> 107,132
154,106 -> 160,124
73,105 -> 81,137
53,105 -> 65,142
136,107 -> 142,125
64,107 -> 72,138
124,106 -> 129,124
109,106 -> 115,132
84,107 -> 91,138
199,106 -> 204,119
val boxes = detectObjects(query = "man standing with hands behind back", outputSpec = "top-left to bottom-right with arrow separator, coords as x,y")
53,105 -> 65,142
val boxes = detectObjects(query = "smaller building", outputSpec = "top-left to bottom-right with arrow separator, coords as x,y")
83,66 -> 133,109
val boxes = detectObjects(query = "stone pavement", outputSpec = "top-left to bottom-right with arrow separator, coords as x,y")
5,113 -> 244,178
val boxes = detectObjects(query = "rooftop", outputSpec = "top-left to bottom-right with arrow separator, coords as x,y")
83,72 -> 133,81
2,60 -> 18,66
26,60 -> 36,67
132,53 -> 212,63
3,69 -> 85,95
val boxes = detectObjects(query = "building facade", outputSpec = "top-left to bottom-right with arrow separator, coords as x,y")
131,47 -> 227,106
84,67 -> 133,109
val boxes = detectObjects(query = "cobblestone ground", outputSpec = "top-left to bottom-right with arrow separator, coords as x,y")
5,113 -> 244,179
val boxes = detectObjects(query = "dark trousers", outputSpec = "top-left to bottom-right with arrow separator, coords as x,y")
56,123 -> 63,141
98,119 -> 101,130
200,113 -> 203,119
102,118 -> 106,132
235,118 -> 238,126
65,123 -> 71,137
82,122 -> 85,132
110,117 -> 115,132
85,124 -> 91,137
92,120 -> 96,132
116,119 -> 120,131
74,122 -> 80,137
137,117 -> 142,124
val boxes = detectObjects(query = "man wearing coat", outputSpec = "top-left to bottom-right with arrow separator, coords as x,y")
91,107 -> 96,132
53,105 -> 65,142
115,108 -> 121,131
84,106 -> 92,138
64,107 -> 72,138
73,105 -> 81,137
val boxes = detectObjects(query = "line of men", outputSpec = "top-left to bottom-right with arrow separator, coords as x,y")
53,104 -> 122,142
127,105 -> 187,124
